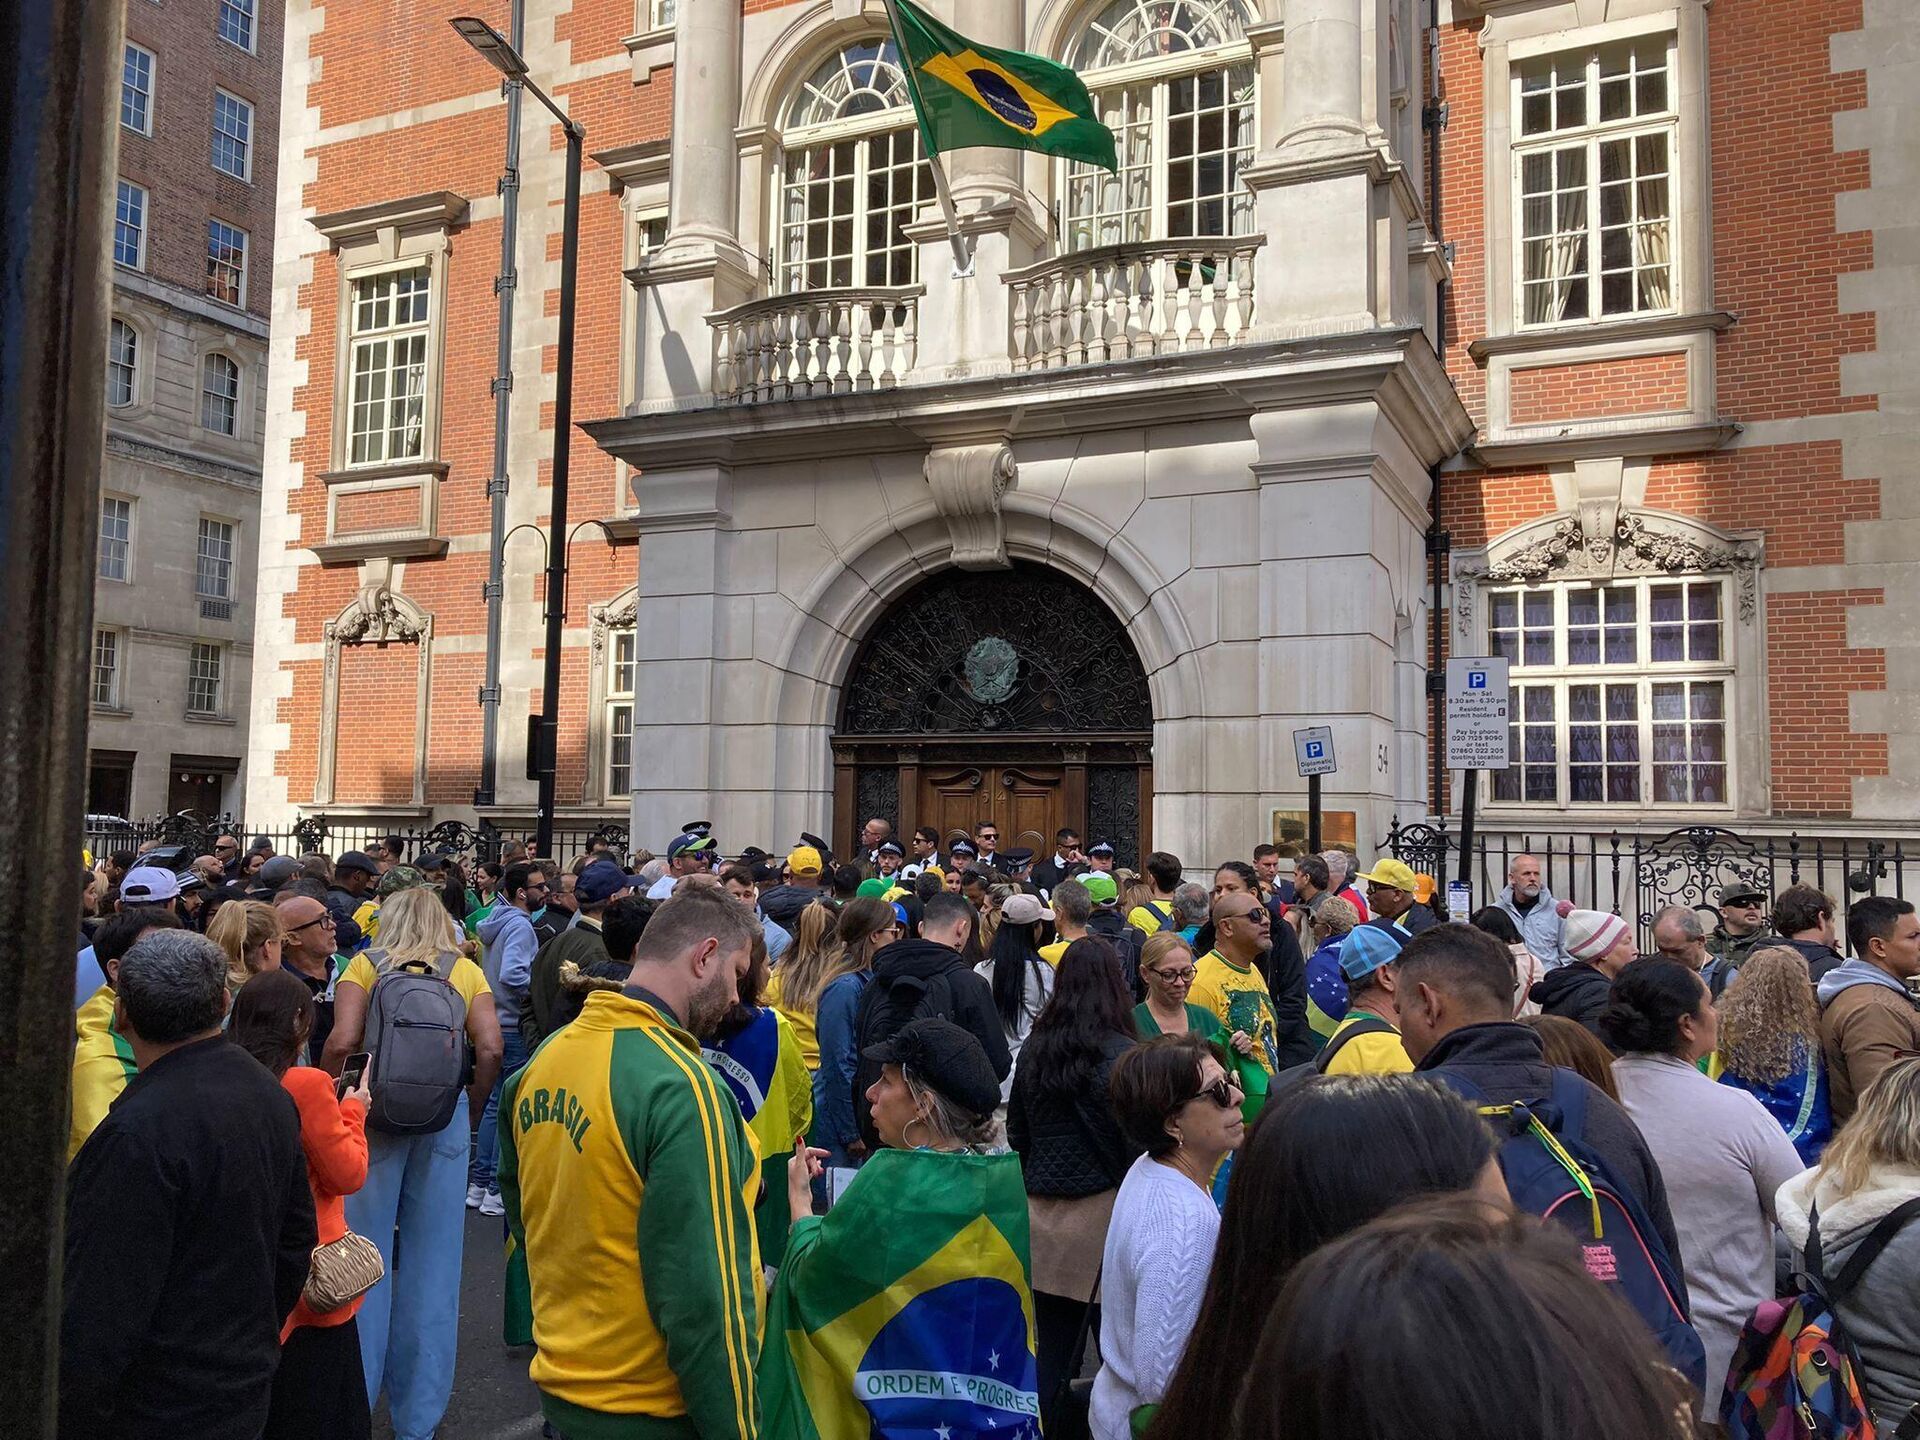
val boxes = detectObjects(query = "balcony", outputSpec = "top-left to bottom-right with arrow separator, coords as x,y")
1006,235 -> 1264,374
711,286 -> 921,405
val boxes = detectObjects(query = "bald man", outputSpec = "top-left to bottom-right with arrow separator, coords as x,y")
275,893 -> 342,1062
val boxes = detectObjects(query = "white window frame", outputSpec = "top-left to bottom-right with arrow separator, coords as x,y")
98,497 -> 133,583
212,89 -> 254,182
106,319 -> 138,409
1510,32 -> 1679,330
206,219 -> 248,307
606,629 -> 636,799
218,0 -> 257,53
1060,0 -> 1258,252
646,0 -> 676,31
114,180 -> 147,271
1484,574 -> 1736,810
195,516 -> 236,602
121,43 -> 154,137
774,40 -> 933,294
187,642 -> 225,717
200,353 -> 241,436
91,629 -> 123,710
345,263 -> 433,467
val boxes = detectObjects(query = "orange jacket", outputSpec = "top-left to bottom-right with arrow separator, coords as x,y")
280,1065 -> 369,1337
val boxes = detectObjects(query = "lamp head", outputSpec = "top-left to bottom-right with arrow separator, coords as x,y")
450,16 -> 528,78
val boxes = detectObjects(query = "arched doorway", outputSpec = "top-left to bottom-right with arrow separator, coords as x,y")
832,562 -> 1154,865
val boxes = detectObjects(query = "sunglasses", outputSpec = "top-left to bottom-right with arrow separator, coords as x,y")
1178,1074 -> 1244,1112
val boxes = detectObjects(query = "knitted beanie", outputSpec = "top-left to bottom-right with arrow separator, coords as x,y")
1562,907 -> 1629,963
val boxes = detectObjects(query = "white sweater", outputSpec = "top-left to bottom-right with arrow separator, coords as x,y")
1090,1153 -> 1221,1440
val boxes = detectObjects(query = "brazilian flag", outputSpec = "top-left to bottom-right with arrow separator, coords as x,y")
886,0 -> 1117,172
758,1148 -> 1042,1439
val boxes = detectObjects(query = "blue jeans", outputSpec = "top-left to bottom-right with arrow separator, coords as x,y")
469,1026 -> 529,1192
345,1092 -> 469,1440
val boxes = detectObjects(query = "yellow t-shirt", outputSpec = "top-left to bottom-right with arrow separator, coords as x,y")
1188,950 -> 1281,1075
340,951 -> 492,1008
1038,940 -> 1070,967
1321,1011 -> 1415,1077
762,967 -> 821,1073
1126,900 -> 1177,938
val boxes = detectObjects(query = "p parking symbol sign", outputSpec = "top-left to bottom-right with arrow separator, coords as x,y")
1469,671 -> 1487,689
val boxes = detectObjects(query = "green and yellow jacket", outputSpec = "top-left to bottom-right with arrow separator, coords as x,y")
70,983 -> 137,1163
500,988 -> 764,1440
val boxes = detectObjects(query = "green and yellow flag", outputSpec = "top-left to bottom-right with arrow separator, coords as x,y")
758,1148 -> 1042,1439
885,0 -> 1118,172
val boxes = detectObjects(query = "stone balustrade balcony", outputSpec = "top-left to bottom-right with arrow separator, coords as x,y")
1005,235 -> 1264,374
709,285 -> 921,405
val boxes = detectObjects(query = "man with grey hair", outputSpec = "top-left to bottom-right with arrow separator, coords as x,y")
1171,881 -> 1212,938
1496,853 -> 1569,969
1651,904 -> 1730,994
1320,850 -> 1372,921
62,930 -> 315,1440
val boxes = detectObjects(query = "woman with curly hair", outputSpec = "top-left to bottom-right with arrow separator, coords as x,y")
1715,944 -> 1832,1164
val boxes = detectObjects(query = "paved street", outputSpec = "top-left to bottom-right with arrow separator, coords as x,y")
372,1210 -> 545,1440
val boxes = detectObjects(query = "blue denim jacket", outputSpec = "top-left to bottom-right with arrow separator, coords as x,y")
811,970 -> 873,1163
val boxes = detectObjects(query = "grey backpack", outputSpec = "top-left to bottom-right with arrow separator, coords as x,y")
363,948 -> 470,1135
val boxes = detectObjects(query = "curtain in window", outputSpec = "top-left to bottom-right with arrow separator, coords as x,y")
1632,211 -> 1671,310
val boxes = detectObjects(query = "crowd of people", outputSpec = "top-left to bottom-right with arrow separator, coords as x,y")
58,819 -> 1920,1440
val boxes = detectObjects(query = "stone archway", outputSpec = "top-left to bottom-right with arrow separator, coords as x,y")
831,561 -> 1155,866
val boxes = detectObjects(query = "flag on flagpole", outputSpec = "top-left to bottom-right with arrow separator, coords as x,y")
757,1148 -> 1042,1440
884,0 -> 1118,173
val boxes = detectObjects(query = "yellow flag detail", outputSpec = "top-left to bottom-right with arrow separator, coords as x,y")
918,49 -> 1078,137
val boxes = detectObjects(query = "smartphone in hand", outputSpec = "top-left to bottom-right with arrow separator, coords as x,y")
337,1051 -> 371,1099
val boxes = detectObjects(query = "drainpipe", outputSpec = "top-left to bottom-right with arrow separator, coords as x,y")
1424,0 -> 1454,821
474,0 -> 525,818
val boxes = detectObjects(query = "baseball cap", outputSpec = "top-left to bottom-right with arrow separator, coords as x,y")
121,866 -> 182,903
334,850 -> 380,878
577,859 -> 632,907
856,877 -> 896,900
1338,924 -> 1405,983
1717,881 -> 1767,907
1080,873 -> 1119,907
787,845 -> 824,877
377,864 -> 428,897
1355,858 -> 1421,892
1001,892 -> 1054,925
667,832 -> 719,862
863,1018 -> 1002,1121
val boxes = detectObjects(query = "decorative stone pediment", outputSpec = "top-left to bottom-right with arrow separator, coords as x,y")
924,443 -> 1018,570
1453,509 -> 1763,638
329,584 -> 429,646
590,588 -> 640,656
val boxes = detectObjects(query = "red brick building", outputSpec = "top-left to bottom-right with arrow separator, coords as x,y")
246,0 -> 1917,872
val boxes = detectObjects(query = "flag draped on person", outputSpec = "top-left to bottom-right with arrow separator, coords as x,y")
883,0 -> 1118,172
758,1148 -> 1042,1440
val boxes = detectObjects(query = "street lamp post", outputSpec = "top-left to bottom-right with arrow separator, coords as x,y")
452,17 -> 583,860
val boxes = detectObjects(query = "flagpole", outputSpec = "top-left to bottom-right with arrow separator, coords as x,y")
880,0 -> 976,279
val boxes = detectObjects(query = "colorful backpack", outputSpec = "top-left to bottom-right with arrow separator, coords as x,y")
1435,1068 -> 1707,1393
1721,1198 -> 1920,1440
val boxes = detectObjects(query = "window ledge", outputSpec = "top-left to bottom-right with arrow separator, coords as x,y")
621,26 -> 674,82
91,705 -> 134,719
310,534 -> 451,566
1471,419 -> 1741,468
185,712 -> 237,727
318,460 -> 449,488
1468,310 -> 1736,365
311,191 -> 470,249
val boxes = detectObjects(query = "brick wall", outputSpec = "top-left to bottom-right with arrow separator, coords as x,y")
1509,353 -> 1689,426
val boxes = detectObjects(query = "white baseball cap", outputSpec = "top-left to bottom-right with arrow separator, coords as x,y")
120,866 -> 183,903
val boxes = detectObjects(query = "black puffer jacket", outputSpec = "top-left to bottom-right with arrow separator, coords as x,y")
757,882 -> 824,930
1006,1030 -> 1139,1197
1529,961 -> 1613,1036
853,937 -> 1012,1148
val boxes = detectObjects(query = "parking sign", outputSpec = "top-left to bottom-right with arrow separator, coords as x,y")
1293,726 -> 1337,778
1445,657 -> 1511,771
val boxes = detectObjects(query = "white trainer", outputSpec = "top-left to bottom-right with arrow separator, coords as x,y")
479,1189 -> 506,1217
465,1183 -> 485,1209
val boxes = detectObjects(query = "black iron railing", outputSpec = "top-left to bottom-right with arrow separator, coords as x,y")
84,811 -> 634,868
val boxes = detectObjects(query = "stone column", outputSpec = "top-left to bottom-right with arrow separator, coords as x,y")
665,0 -> 744,253
1279,0 -> 1367,150
941,0 -> 1026,208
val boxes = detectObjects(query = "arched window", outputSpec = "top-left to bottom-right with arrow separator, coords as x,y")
106,319 -> 138,408
776,40 -> 933,292
200,353 -> 241,435
1062,0 -> 1258,250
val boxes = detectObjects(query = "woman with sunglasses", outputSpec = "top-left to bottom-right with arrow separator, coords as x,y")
1093,1032 -> 1245,1440
1132,932 -> 1225,1042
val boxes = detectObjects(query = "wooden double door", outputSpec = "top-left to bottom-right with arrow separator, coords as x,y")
831,741 -> 1153,868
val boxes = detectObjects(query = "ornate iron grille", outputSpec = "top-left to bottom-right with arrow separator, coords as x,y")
1087,765 -> 1143,869
839,563 -> 1152,735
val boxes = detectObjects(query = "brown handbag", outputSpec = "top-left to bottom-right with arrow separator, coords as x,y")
301,1230 -> 385,1313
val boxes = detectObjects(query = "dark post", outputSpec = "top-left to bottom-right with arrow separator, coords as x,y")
0,1 -> 123,1432
1456,767 -> 1478,888
534,122 -> 584,858
1307,774 -> 1323,856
